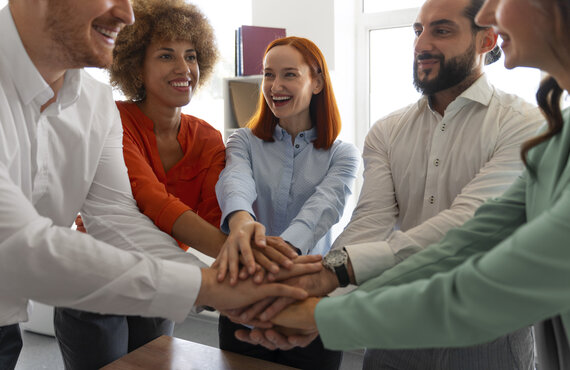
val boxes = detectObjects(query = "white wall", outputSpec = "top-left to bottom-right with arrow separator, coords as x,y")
252,0 -> 335,70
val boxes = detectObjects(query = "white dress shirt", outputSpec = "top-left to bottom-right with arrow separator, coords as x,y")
334,74 -> 544,284
0,6 -> 204,326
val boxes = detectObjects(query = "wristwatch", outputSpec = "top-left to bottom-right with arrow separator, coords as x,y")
322,249 -> 350,287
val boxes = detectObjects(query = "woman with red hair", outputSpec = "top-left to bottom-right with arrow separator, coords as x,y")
215,36 -> 359,369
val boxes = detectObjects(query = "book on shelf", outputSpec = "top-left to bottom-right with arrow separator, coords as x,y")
236,25 -> 286,76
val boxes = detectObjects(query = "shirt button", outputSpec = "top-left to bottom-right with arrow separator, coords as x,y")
441,123 -> 447,132
295,144 -> 300,149
429,196 -> 435,204
300,133 -> 304,137
434,159 -> 440,166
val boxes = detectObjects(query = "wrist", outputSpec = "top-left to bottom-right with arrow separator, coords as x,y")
322,268 -> 340,291
322,249 -> 350,287
195,268 -> 215,307
228,210 -> 254,231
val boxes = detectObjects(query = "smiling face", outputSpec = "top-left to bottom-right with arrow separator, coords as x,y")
412,0 -> 483,95
262,45 -> 322,126
140,39 -> 199,109
476,0 -> 552,70
45,0 -> 134,68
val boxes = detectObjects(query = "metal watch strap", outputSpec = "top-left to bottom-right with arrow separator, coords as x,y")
334,264 -> 350,287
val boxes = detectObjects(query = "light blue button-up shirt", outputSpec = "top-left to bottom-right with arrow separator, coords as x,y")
216,125 -> 360,255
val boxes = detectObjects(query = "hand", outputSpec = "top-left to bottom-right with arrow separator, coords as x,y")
213,211 -> 298,285
236,236 -> 301,284
271,297 -> 321,332
239,267 -> 336,322
195,268 -> 309,311
234,327 -> 318,350
225,255 -> 325,323
212,217 -> 265,285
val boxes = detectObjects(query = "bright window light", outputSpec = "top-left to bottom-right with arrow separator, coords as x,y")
364,0 -> 424,13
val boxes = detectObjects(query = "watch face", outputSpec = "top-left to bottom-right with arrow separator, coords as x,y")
325,250 -> 347,267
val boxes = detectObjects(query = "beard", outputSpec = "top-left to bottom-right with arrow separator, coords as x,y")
45,1 -> 113,69
413,41 -> 476,95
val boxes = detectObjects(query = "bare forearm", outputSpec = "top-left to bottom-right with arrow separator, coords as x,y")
171,210 -> 226,257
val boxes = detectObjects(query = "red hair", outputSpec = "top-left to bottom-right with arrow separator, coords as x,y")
247,37 -> 341,150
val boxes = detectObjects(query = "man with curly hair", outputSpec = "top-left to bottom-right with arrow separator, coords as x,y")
0,0 -> 315,369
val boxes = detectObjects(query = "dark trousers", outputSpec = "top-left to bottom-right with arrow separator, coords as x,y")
363,326 -> 534,370
54,307 -> 174,370
534,317 -> 570,370
0,324 -> 22,370
218,315 -> 342,370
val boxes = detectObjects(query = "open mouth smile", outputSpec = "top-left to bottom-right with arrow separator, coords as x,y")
272,95 -> 292,106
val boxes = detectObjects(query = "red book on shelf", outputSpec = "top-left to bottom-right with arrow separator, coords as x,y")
239,25 -> 286,76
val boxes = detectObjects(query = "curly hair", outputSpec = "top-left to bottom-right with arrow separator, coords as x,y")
109,0 -> 218,101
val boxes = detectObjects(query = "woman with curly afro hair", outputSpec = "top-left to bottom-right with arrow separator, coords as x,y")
55,1 -> 228,368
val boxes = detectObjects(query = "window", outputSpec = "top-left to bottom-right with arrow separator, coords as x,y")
369,27 -> 419,123
359,6 -> 544,133
364,0 -> 424,13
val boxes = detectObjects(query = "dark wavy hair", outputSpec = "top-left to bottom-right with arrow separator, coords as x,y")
109,0 -> 218,101
464,0 -> 502,65
521,0 -> 569,171
247,37 -> 341,150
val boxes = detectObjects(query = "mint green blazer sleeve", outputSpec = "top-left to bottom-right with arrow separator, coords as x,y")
316,165 -> 570,350
360,173 -> 527,291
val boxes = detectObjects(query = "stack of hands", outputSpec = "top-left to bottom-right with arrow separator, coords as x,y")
208,219 -> 339,350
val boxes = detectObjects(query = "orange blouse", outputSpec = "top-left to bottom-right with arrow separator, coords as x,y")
118,101 -> 225,251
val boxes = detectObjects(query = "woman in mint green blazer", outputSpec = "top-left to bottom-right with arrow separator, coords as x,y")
266,0 -> 570,366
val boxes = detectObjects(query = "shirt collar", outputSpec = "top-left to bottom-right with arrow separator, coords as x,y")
273,123 -> 317,143
457,74 -> 493,107
421,74 -> 494,113
0,6 -> 81,112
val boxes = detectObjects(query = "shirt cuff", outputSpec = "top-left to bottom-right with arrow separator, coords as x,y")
344,241 -> 397,284
157,201 -> 191,235
148,260 -> 201,323
219,197 -> 256,233
281,223 -> 313,255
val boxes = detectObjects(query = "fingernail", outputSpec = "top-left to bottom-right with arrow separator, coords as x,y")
260,313 -> 267,321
